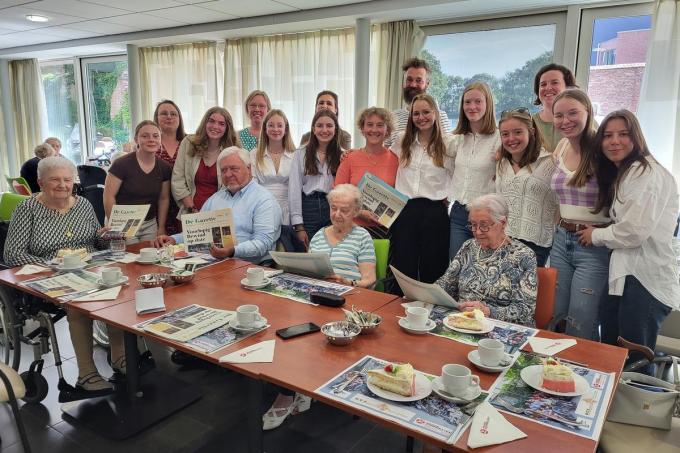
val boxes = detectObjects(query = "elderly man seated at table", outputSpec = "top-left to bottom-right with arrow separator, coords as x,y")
155,146 -> 281,263
436,193 -> 537,327
4,156 -> 126,398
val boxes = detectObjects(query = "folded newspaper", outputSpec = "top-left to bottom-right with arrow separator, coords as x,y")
390,265 -> 460,308
181,208 -> 238,253
135,304 -> 233,342
107,204 -> 150,238
357,172 -> 409,228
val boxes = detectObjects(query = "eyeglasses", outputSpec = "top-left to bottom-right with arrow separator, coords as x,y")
466,222 -> 495,232
500,107 -> 530,118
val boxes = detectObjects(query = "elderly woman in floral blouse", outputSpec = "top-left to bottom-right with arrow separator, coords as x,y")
435,193 -> 537,327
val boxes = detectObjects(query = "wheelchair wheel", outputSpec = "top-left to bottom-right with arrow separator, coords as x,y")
20,370 -> 48,403
92,320 -> 110,348
0,292 -> 21,369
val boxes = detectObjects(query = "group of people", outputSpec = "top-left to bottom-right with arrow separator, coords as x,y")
3,57 -> 679,428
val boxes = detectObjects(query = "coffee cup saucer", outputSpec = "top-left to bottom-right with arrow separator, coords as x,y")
136,257 -> 159,264
468,350 -> 513,373
431,376 -> 482,403
240,277 -> 271,290
228,317 -> 267,332
398,317 -> 436,334
57,262 -> 86,271
96,275 -> 129,288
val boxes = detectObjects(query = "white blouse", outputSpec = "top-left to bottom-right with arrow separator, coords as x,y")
390,132 -> 455,200
250,149 -> 294,225
450,131 -> 501,205
495,151 -> 558,247
592,158 -> 680,310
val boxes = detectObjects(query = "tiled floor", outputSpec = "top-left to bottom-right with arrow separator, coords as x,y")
0,317 -> 427,453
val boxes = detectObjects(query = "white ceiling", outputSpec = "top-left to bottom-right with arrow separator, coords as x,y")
0,0 -> 625,59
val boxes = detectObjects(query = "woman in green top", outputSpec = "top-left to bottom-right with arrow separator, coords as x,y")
238,90 -> 271,151
531,63 -> 577,152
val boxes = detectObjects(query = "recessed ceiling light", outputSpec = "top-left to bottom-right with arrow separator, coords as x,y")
25,14 -> 49,23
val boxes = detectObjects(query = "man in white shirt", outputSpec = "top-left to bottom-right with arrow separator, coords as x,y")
385,57 -> 452,147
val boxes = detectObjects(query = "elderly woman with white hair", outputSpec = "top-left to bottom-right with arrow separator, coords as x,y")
20,142 -> 56,193
4,156 -> 126,398
435,193 -> 538,327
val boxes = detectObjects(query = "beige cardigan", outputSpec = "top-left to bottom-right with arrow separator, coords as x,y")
171,136 -> 223,218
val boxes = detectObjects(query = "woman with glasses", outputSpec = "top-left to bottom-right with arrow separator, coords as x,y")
532,64 -> 577,152
436,193 -> 537,327
549,89 -> 610,340
449,81 -> 501,260
495,108 -> 557,266
299,90 -> 352,149
239,90 -> 271,151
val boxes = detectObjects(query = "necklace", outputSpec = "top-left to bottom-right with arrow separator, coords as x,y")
476,235 -> 509,263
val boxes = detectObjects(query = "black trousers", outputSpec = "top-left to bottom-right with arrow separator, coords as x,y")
388,198 -> 450,295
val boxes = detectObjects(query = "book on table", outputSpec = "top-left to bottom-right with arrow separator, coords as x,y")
180,208 -> 238,253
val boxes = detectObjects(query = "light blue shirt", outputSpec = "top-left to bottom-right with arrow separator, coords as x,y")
288,147 -> 335,225
173,179 -> 282,263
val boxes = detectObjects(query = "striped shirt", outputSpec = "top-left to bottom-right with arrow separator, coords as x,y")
309,225 -> 375,281
550,139 -> 609,223
385,107 -> 452,147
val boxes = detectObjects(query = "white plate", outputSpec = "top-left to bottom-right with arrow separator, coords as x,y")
467,350 -> 513,373
96,276 -> 129,287
56,262 -> 87,271
520,364 -> 589,397
442,316 -> 494,334
228,317 -> 268,332
431,376 -> 482,403
240,277 -> 271,290
136,257 -> 159,264
50,254 -> 92,265
398,318 -> 436,334
366,371 -> 432,402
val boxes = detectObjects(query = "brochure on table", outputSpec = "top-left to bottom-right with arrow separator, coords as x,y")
186,318 -> 269,354
253,272 -> 352,305
488,351 -> 615,441
134,304 -> 232,342
391,266 -> 460,309
107,204 -> 150,238
269,251 -> 334,278
316,355 -> 488,445
357,172 -> 409,228
21,270 -> 102,301
181,208 -> 237,253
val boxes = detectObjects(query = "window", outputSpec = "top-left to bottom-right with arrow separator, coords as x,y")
40,61 -> 82,164
422,14 -> 565,125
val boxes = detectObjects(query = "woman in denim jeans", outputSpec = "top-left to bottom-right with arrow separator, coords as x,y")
578,110 -> 679,369
549,89 -> 610,340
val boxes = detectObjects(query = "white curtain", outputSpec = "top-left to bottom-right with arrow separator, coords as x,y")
637,0 -> 680,178
9,59 -> 48,170
0,81 -> 7,190
224,28 -> 355,144
139,42 -> 221,133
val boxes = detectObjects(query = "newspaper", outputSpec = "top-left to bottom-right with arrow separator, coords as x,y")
135,304 -> 233,342
269,251 -> 334,278
107,204 -> 150,238
181,209 -> 238,253
357,172 -> 409,228
391,265 -> 460,309
20,271 -> 101,301
254,272 -> 352,304
184,318 -> 269,354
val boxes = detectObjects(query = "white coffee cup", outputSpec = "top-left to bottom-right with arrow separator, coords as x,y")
478,338 -> 505,366
62,253 -> 82,268
139,248 -> 158,262
441,364 -> 480,397
236,304 -> 263,327
405,306 -> 429,329
101,267 -> 123,284
246,267 -> 265,286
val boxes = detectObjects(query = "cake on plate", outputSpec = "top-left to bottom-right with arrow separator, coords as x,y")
367,363 -> 415,397
56,248 -> 88,260
541,357 -> 575,392
446,309 -> 485,331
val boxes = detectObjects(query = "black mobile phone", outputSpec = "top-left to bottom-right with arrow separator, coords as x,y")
276,322 -> 321,339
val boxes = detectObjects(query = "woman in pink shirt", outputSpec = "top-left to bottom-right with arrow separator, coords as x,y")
334,107 -> 398,238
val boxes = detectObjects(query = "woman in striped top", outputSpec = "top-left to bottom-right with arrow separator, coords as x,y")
549,89 -> 610,341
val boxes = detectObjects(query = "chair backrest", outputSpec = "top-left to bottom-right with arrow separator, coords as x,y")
77,165 -> 107,188
373,239 -> 390,292
81,185 -> 105,226
535,267 -> 557,330
6,177 -> 31,196
0,193 -> 28,222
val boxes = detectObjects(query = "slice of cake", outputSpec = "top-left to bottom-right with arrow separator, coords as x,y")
367,363 -> 415,397
541,357 -> 575,393
56,248 -> 88,260
447,309 -> 485,331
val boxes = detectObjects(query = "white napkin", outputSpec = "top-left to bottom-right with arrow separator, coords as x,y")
15,264 -> 51,275
528,337 -> 577,355
135,287 -> 166,315
72,286 -> 122,302
468,402 -> 527,448
219,340 -> 275,363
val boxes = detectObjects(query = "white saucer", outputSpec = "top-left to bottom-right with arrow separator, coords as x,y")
520,364 -> 589,397
57,262 -> 86,271
50,254 -> 92,265
96,276 -> 129,287
240,277 -> 271,290
431,376 -> 482,403
398,318 -> 436,334
228,317 -> 268,332
468,350 -> 513,373
136,257 -> 159,264
366,371 -> 432,402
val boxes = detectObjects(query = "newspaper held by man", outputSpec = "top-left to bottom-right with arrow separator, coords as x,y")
135,304 -> 233,342
357,172 -> 409,228
107,204 -> 150,238
180,208 -> 238,253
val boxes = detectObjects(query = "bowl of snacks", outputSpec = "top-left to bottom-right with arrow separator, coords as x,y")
169,269 -> 195,284
343,306 -> 382,335
137,273 -> 169,288
321,321 -> 361,346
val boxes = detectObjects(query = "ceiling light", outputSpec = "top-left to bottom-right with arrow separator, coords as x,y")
25,14 -> 49,23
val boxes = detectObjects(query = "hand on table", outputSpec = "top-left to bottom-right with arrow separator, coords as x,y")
209,244 -> 234,259
97,226 -> 111,237
327,274 -> 352,286
459,300 -> 490,317
154,235 -> 176,248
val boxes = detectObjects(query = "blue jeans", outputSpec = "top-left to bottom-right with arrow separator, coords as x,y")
549,226 -> 610,340
301,192 -> 330,240
600,275 -> 671,373
449,202 -> 473,260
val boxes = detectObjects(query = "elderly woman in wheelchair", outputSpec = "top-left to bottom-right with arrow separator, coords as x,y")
3,156 -> 126,400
